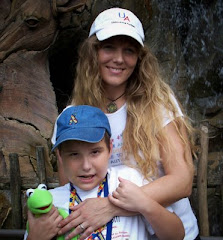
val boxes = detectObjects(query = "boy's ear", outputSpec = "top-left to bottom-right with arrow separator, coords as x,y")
55,148 -> 63,164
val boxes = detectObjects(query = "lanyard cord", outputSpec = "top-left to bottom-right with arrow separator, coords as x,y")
69,175 -> 112,240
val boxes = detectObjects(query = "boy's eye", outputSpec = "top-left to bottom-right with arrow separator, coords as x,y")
92,150 -> 99,154
70,152 -> 78,157
91,149 -> 101,156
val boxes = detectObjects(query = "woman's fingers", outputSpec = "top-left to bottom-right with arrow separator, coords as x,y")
65,224 -> 94,240
59,198 -> 115,239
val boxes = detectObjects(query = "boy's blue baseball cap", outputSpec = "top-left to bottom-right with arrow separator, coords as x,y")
52,105 -> 111,151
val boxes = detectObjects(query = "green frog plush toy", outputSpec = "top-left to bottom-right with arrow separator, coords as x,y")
26,184 -> 78,240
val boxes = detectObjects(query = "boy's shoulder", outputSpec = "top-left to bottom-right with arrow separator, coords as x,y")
108,165 -> 149,186
49,183 -> 70,209
49,183 -> 70,195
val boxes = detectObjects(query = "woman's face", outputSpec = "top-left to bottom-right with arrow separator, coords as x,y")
98,36 -> 140,91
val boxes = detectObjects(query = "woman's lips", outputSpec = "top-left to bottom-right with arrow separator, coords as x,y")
107,66 -> 124,74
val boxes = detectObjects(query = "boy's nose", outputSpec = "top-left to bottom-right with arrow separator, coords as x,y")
82,157 -> 92,171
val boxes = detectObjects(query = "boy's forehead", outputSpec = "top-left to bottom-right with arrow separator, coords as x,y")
60,138 -> 105,149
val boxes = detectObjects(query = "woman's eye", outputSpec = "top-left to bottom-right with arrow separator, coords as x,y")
125,48 -> 135,54
102,44 -> 114,50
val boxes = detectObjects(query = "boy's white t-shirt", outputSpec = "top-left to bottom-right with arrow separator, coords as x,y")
24,165 -> 198,240
50,166 -> 155,240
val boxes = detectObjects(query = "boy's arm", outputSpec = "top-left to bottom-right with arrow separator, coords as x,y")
109,177 -> 185,240
26,206 -> 63,240
140,198 -> 185,240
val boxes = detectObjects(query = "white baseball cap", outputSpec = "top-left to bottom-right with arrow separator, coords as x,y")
89,8 -> 145,46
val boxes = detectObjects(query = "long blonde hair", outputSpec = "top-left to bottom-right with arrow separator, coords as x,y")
71,36 -> 195,179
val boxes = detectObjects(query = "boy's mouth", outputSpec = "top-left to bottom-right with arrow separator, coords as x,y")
80,174 -> 95,179
79,174 -> 95,183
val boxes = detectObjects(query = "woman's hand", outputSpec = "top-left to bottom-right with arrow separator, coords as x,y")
58,197 -> 134,240
27,206 -> 63,240
109,177 -> 144,212
58,198 -> 114,240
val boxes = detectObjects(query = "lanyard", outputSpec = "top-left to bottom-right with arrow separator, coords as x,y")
69,174 -> 113,240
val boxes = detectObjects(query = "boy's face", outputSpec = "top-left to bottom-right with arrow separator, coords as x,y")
58,139 -> 112,191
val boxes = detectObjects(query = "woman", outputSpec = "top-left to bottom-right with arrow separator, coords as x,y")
53,7 -> 198,240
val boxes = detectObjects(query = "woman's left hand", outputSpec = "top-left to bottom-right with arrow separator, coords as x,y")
58,197 -> 117,240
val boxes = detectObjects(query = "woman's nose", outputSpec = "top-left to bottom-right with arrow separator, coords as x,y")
113,49 -> 123,63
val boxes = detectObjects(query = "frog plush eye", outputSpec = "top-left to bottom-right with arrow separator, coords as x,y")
26,189 -> 34,198
38,184 -> 47,190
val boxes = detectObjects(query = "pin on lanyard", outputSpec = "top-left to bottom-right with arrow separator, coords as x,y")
69,174 -> 112,240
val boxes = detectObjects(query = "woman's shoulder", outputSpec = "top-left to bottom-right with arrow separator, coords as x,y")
161,94 -> 183,127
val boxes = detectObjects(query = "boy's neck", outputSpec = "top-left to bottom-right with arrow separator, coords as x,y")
72,184 -> 100,192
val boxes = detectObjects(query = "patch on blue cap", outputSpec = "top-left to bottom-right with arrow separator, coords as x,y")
69,114 -> 78,125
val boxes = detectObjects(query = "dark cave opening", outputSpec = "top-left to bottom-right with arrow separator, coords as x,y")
49,28 -> 87,113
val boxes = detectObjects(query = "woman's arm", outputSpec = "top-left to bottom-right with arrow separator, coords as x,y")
141,121 -> 194,206
109,177 -> 185,240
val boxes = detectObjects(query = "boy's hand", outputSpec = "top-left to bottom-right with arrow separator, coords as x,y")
27,206 -> 63,240
108,177 -> 146,213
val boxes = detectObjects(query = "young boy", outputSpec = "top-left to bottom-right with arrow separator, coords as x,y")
25,105 -> 198,240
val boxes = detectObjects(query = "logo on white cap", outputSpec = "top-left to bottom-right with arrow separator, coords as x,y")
119,12 -> 130,21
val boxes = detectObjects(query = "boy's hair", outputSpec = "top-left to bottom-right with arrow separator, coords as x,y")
58,131 -> 111,153
52,105 -> 111,152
